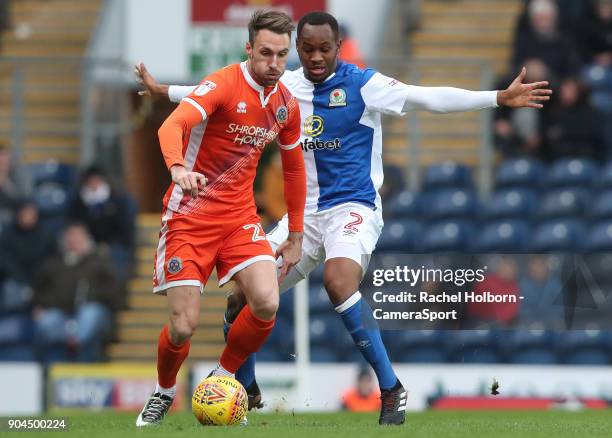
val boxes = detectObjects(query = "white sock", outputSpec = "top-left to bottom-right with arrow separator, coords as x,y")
155,383 -> 176,398
212,363 -> 235,378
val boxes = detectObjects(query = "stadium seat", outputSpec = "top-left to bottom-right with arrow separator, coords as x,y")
423,189 -> 478,223
309,285 -> 333,315
584,221 -> 612,252
480,188 -> 538,222
494,158 -> 545,190
387,330 -> 447,363
503,330 -> 558,364
385,191 -> 421,219
422,162 -> 473,191
27,161 -> 76,189
445,330 -> 500,363
529,219 -> 586,252
310,346 -> 341,362
544,158 -> 599,189
0,313 -> 34,344
595,161 -> 612,190
309,315 -> 341,347
34,182 -> 68,216
559,331 -> 610,365
589,190 -> 612,223
420,220 -> 474,253
377,219 -> 422,252
473,220 -> 530,253
536,188 -> 591,221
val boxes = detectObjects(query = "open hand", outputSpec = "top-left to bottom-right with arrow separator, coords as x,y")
497,67 -> 553,109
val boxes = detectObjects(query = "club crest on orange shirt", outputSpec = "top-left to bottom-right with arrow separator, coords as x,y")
276,105 -> 288,123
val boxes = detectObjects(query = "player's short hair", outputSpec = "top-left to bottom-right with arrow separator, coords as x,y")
297,11 -> 339,40
248,10 -> 295,45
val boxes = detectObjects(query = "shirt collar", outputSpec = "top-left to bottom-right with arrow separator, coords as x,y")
240,61 -> 279,107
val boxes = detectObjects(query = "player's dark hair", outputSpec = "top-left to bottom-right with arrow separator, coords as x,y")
248,10 -> 295,45
297,11 -> 339,40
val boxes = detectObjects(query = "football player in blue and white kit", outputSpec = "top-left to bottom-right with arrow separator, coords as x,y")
136,11 -> 551,425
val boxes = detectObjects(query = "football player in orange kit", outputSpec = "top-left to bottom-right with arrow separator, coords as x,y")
136,10 -> 306,426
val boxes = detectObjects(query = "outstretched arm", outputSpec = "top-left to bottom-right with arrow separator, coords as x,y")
402,67 -> 551,113
363,67 -> 552,115
135,62 -> 196,102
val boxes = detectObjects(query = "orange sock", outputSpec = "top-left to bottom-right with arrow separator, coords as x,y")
220,306 -> 274,373
157,324 -> 190,388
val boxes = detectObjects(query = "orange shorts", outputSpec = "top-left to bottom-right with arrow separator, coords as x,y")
152,209 -> 275,294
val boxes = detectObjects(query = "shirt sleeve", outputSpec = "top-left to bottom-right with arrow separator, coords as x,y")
277,97 -> 302,150
157,102 -> 204,170
279,145 -> 306,232
181,71 -> 231,120
169,85 -> 197,103
361,71 -> 499,115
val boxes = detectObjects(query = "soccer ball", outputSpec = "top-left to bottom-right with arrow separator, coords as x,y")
192,376 -> 248,426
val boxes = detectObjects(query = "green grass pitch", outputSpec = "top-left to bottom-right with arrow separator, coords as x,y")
27,409 -> 612,437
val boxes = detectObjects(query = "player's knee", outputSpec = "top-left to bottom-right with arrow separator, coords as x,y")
248,286 -> 279,320
323,275 -> 356,304
169,313 -> 198,343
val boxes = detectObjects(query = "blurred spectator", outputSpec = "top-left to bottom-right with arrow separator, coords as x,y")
493,65 -> 547,157
541,78 -> 604,160
32,222 -> 119,362
512,0 -> 580,83
0,201 -> 56,286
339,24 -> 365,69
465,256 -> 520,327
68,164 -> 136,280
575,0 -> 612,62
518,255 -> 564,327
341,366 -> 381,412
0,142 -> 29,229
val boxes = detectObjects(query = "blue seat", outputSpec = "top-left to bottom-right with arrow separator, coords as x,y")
377,219 -> 422,252
0,345 -> 36,361
560,331 -> 610,365
420,220 -> 474,253
503,330 -> 558,364
584,222 -> 612,252
595,162 -> 612,190
309,285 -> 332,315
445,330 -> 500,363
309,315 -> 341,347
0,313 -> 34,344
385,191 -> 421,219
474,220 -> 530,252
422,162 -> 473,191
529,219 -> 586,252
481,188 -> 538,221
387,330 -> 447,363
424,189 -> 478,222
544,158 -> 599,189
590,190 -> 612,222
310,346 -> 340,362
27,161 -> 76,189
536,188 -> 590,220
34,182 -> 68,215
495,158 -> 546,189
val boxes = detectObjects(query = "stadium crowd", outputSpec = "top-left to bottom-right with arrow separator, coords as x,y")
0,147 -> 136,362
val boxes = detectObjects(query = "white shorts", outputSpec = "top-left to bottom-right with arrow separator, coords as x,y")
268,203 -> 383,292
